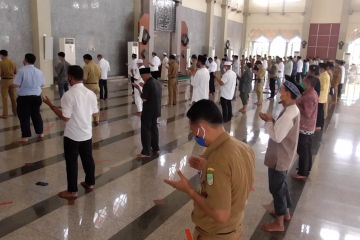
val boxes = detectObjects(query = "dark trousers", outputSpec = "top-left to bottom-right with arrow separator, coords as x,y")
268,168 -> 292,216
297,133 -> 313,177
130,77 -> 135,94
64,137 -> 95,193
316,103 -> 325,129
17,96 -> 43,138
141,113 -> 159,156
220,97 -> 232,122
269,78 -> 277,97
58,81 -> 69,98
151,71 -> 160,80
99,79 -> 108,99
285,75 -> 291,81
296,72 -> 302,83
209,72 -> 215,94
338,83 -> 343,98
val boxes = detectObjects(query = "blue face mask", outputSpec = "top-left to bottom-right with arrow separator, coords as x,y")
195,127 -> 208,147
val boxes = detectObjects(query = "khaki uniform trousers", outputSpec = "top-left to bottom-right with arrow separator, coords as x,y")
255,80 -> 264,103
1,79 -> 17,116
193,229 -> 242,240
85,83 -> 100,122
168,78 -> 177,106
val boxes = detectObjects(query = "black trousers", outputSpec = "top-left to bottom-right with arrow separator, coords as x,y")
269,78 -> 277,97
316,103 -> 325,129
17,95 -> 43,138
268,168 -> 292,216
151,71 -> 160,80
285,75 -> 291,81
99,79 -> 108,99
338,83 -> 343,97
209,72 -> 215,94
297,133 -> 313,177
141,113 -> 159,156
64,137 -> 95,192
296,72 -> 302,83
220,97 -> 232,122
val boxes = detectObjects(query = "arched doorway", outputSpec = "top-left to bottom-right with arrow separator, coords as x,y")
252,36 -> 270,56
287,36 -> 301,57
270,36 -> 287,57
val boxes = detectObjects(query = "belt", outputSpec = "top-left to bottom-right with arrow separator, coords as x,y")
196,226 -> 236,236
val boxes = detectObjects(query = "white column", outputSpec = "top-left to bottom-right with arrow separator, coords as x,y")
221,0 -> 229,57
337,0 -> 351,59
300,0 -> 313,57
31,0 -> 53,87
206,0 -> 215,55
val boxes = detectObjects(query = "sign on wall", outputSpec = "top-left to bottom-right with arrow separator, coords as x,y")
154,0 -> 176,32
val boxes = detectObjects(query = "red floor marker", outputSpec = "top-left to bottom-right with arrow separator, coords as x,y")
185,229 -> 193,240
0,201 -> 13,207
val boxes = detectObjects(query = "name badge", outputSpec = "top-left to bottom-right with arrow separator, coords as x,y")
207,168 -> 215,186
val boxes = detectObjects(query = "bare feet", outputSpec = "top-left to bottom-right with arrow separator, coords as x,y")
292,174 -> 307,181
58,191 -> 78,200
239,108 -> 247,113
262,222 -> 285,232
136,153 -> 151,159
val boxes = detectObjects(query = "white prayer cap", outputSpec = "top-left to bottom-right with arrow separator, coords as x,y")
224,61 -> 232,66
137,59 -> 143,64
163,52 -> 167,56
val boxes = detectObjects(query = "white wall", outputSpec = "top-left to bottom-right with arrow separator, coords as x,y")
181,0 -> 207,13
310,0 -> 344,23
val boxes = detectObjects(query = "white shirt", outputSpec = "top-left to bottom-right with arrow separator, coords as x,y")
150,56 -> 161,72
62,83 -> 99,141
297,59 -> 303,73
262,59 -> 268,70
191,67 -> 210,102
98,58 -> 110,79
128,59 -> 137,76
278,62 -> 285,78
284,61 -> 293,76
220,69 -> 237,100
209,61 -> 217,73
340,65 -> 346,84
216,59 -> 221,71
265,104 -> 300,143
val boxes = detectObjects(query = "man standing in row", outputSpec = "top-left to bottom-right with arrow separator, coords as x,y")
54,52 -> 70,98
14,53 -> 45,143
43,65 -> 99,200
239,63 -> 253,113
296,56 -> 303,83
133,68 -> 162,158
83,54 -> 101,123
294,76 -> 318,180
161,52 -> 169,81
97,54 -> 111,100
216,61 -> 236,122
0,50 -> 17,118
316,63 -> 330,131
260,80 -> 301,232
284,56 -> 293,81
255,61 -> 266,106
168,54 -> 179,106
208,57 -> 217,96
149,52 -> 161,79
165,99 -> 255,239
191,55 -> 210,103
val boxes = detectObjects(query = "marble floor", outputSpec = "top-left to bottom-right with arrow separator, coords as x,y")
0,78 -> 359,240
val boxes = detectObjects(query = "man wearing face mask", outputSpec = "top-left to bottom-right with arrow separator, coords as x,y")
165,100 -> 255,239
43,65 -> 99,200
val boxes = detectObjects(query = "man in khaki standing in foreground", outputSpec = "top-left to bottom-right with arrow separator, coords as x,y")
165,100 -> 255,239
83,54 -> 101,123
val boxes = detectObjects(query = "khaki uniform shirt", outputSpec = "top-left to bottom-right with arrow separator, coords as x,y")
0,59 -> 16,79
192,132 -> 255,236
168,62 -> 179,79
84,61 -> 101,84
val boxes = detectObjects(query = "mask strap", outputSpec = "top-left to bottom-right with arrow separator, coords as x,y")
200,126 -> 206,139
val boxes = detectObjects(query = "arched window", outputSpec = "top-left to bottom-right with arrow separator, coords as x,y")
270,36 -> 287,57
252,36 -> 270,57
287,36 -> 301,57
348,38 -> 360,65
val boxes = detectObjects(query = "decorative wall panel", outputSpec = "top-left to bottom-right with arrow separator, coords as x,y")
155,0 -> 176,32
